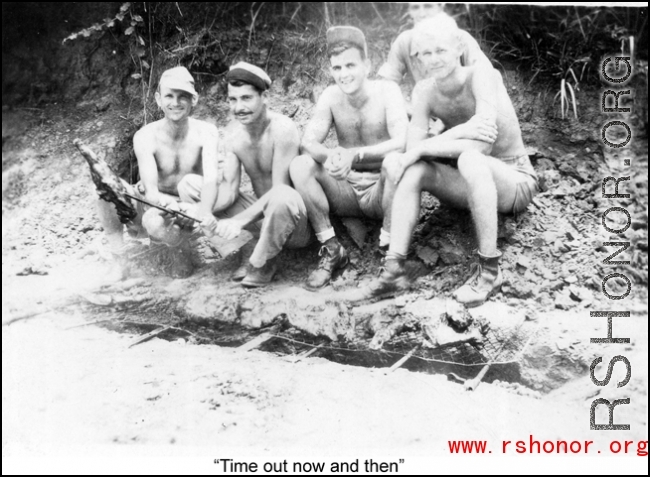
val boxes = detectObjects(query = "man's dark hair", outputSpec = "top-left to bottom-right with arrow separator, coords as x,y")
228,79 -> 263,95
328,41 -> 366,60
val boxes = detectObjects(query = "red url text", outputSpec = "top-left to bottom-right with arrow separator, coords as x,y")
448,436 -> 648,456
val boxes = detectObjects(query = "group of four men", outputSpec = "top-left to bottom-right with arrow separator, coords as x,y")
99,4 -> 538,308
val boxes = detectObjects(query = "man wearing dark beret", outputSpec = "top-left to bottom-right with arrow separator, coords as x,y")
191,62 -> 312,287
290,26 -> 409,289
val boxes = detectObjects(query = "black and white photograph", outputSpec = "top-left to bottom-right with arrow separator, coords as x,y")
2,2 -> 648,474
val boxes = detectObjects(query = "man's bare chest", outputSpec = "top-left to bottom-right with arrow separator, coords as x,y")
154,140 -> 203,173
430,92 -> 476,127
236,139 -> 274,177
332,103 -> 387,142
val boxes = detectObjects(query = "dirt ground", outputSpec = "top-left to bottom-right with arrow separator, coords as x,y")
2,69 -> 648,473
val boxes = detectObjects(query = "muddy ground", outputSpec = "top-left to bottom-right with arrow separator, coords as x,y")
2,60 -> 648,472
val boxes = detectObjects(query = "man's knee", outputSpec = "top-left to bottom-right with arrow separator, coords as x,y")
177,173 -> 203,203
141,208 -> 166,237
289,154 -> 319,184
266,184 -> 305,218
400,161 -> 431,189
458,151 -> 490,181
381,153 -> 401,182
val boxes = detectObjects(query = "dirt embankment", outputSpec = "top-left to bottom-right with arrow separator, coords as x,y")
2,4 -> 648,462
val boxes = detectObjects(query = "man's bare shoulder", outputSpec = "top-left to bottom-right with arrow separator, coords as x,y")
412,78 -> 437,98
189,117 -> 219,138
134,119 -> 161,136
268,111 -> 299,138
317,85 -> 342,107
467,63 -> 503,89
377,79 -> 403,97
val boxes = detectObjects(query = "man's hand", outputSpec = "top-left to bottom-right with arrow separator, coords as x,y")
325,147 -> 354,181
213,218 -> 245,241
385,150 -> 420,185
454,114 -> 498,143
199,214 -> 218,237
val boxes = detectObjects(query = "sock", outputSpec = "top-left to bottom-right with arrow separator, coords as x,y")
316,227 -> 336,243
379,228 -> 391,247
386,250 -> 406,261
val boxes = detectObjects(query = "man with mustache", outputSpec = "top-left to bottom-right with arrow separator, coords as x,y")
290,26 -> 408,289
187,62 -> 312,287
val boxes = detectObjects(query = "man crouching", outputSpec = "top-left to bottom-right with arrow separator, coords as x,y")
365,15 -> 539,307
97,66 -> 224,279
192,62 -> 312,287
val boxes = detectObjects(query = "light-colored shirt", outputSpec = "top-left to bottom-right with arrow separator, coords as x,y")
378,29 -> 485,84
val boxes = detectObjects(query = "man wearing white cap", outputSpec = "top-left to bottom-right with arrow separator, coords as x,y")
192,62 -> 312,287
290,26 -> 408,289
97,66 -> 249,278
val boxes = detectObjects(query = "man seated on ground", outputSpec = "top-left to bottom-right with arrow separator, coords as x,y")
186,62 -> 311,287
98,66 -> 235,279
365,15 -> 538,307
378,3 -> 490,117
290,26 -> 408,290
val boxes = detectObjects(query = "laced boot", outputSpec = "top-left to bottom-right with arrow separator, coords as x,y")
241,256 -> 279,288
453,251 -> 503,308
306,237 -> 349,289
232,240 -> 257,282
364,256 -> 411,299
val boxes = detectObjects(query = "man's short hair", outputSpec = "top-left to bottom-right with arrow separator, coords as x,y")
412,13 -> 464,55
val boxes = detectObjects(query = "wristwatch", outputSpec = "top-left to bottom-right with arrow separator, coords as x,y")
354,148 -> 365,165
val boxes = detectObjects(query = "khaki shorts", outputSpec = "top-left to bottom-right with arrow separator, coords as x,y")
345,170 -> 384,219
499,155 -> 539,214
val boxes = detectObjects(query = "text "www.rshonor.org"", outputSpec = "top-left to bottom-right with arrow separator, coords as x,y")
590,55 -> 636,431
448,437 -> 648,455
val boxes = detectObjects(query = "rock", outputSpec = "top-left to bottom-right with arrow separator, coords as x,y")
516,255 -> 532,269
554,291 -> 575,310
416,246 -> 439,267
569,285 -> 593,302
438,240 -> 465,265
341,217 -> 367,249
95,96 -> 112,112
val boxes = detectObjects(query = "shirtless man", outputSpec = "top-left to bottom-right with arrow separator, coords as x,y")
97,66 -> 227,278
185,62 -> 311,287
366,15 -> 539,307
378,3 -> 490,118
290,26 -> 408,289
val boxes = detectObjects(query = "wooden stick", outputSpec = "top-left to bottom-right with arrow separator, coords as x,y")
290,343 -> 324,363
386,347 -> 418,374
128,325 -> 172,348
65,318 -> 115,330
464,364 -> 491,391
238,327 -> 278,352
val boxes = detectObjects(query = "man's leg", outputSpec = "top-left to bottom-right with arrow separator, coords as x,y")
378,153 -> 400,250
451,151 -> 532,306
289,154 -> 361,289
96,181 -> 144,281
241,185 -> 312,287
